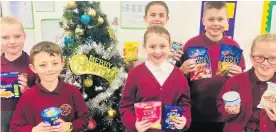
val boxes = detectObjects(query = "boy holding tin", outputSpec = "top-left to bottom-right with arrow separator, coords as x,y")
10,41 -> 89,132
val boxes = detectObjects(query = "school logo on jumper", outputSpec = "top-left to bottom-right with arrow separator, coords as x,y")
60,104 -> 72,116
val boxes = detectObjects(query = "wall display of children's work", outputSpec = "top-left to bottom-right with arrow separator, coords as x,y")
1,1 -> 34,29
35,1 -> 55,12
199,1 -> 237,39
120,1 -> 149,29
261,1 -> 276,34
41,19 -> 63,42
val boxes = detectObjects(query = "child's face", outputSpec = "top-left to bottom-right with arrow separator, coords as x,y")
30,52 -> 64,84
144,4 -> 168,27
250,41 -> 276,78
1,24 -> 25,55
202,8 -> 228,39
144,33 -> 170,66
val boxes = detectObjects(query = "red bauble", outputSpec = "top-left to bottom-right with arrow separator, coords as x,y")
88,119 -> 97,130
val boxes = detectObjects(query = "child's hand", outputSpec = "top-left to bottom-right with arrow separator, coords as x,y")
50,119 -> 69,132
227,64 -> 242,77
18,73 -> 29,93
180,59 -> 196,74
135,120 -> 151,132
225,104 -> 241,114
173,116 -> 186,129
264,103 -> 276,122
32,122 -> 51,132
171,50 -> 183,61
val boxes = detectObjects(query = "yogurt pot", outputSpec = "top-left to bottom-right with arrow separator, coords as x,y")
222,91 -> 241,107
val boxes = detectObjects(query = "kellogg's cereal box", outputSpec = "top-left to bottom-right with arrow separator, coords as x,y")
217,44 -> 243,76
187,47 -> 212,80
0,72 -> 20,99
134,101 -> 162,129
163,105 -> 183,130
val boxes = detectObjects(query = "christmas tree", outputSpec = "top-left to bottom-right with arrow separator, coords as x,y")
59,1 -> 127,131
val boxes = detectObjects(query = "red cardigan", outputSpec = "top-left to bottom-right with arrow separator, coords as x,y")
119,63 -> 191,132
217,68 -> 276,132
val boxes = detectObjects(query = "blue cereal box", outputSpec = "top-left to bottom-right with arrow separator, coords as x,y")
0,72 -> 20,99
187,47 -> 212,80
217,44 -> 243,76
162,105 -> 183,130
41,107 -> 61,126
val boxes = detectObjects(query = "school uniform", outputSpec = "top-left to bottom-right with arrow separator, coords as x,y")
10,79 -> 89,132
176,32 -> 246,132
1,51 -> 37,132
217,68 -> 276,132
119,61 -> 191,132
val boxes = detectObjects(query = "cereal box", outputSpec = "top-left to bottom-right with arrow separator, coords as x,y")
124,41 -> 139,62
257,82 -> 276,110
187,47 -> 212,80
162,105 -> 183,130
134,101 -> 162,129
0,72 -> 20,99
217,44 -> 243,76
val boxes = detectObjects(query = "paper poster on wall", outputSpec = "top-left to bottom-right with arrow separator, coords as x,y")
120,1 -> 149,29
261,1 -> 276,34
23,30 -> 36,55
199,1 -> 237,39
1,1 -> 34,29
41,19 -> 64,43
35,1 -> 55,12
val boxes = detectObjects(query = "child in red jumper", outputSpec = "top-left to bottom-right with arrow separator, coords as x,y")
176,1 -> 245,132
217,33 -> 276,132
1,17 -> 36,132
10,41 -> 89,132
120,26 -> 191,132
125,1 -> 182,72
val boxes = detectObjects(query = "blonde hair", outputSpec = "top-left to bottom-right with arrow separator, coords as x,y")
251,33 -> 276,52
143,26 -> 171,46
30,41 -> 63,64
0,17 -> 24,31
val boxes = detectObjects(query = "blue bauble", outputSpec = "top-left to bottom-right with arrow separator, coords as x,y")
80,14 -> 91,25
64,36 -> 73,43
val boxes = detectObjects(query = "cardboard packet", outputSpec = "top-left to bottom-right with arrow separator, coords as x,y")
257,82 -> 276,110
187,47 -> 212,80
162,105 -> 183,130
217,44 -> 243,76
124,41 -> 139,62
0,72 -> 20,99
134,101 -> 162,129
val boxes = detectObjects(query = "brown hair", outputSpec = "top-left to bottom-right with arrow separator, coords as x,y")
0,17 -> 24,31
203,1 -> 227,15
143,26 -> 171,45
30,41 -> 63,64
251,33 -> 276,53
145,1 -> 169,17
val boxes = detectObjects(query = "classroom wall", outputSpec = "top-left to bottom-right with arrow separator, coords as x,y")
30,1 -> 264,70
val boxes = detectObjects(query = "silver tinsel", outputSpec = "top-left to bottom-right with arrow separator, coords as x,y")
76,44 -> 93,54
86,67 -> 126,118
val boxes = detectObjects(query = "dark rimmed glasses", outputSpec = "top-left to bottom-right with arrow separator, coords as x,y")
251,55 -> 276,65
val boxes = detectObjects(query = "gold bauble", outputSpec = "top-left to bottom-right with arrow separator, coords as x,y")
107,108 -> 116,119
97,17 -> 104,24
84,78 -> 93,87
67,1 -> 77,9
66,31 -> 73,37
75,27 -> 84,36
87,9 -> 96,17
107,27 -> 115,41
